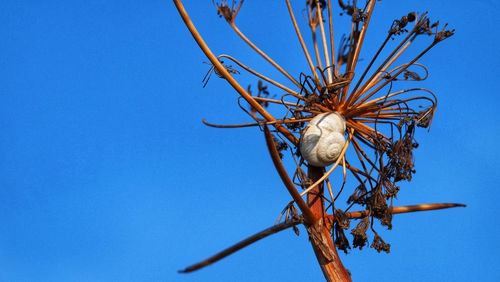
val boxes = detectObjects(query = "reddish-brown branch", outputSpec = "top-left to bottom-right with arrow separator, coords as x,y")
342,202 -> 466,220
263,126 -> 317,225
178,218 -> 302,273
307,166 -> 352,282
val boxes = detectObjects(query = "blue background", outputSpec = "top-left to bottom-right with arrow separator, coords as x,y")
1,0 -> 499,281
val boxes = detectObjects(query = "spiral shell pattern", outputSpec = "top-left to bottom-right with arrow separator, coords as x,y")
299,112 -> 346,167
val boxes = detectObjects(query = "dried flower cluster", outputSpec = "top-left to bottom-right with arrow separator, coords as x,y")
175,0 -> 463,280
205,0 -> 453,252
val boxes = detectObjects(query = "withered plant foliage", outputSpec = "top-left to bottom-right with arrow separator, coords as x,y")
175,0 -> 464,279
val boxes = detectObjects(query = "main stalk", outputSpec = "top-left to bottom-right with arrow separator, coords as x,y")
307,167 -> 351,282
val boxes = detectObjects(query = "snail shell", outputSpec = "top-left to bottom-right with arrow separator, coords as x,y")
299,112 -> 346,167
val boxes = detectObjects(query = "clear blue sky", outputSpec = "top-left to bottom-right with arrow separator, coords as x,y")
1,1 -> 499,281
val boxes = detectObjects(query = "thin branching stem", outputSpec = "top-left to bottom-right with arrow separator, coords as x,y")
353,42 -> 437,108
351,31 -> 418,104
347,34 -> 391,105
218,54 -> 304,100
285,0 -> 320,85
327,0 -> 336,78
309,7 -> 324,73
344,203 -> 466,220
229,22 -> 302,88
173,0 -> 298,144
340,0 -> 376,106
264,126 -> 317,225
316,1 -> 332,83
178,218 -> 303,273
202,117 -> 312,128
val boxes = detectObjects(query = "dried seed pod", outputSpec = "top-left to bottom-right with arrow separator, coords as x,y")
299,112 -> 346,167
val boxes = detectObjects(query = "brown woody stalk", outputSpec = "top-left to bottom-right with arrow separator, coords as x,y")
265,126 -> 350,281
308,166 -> 352,281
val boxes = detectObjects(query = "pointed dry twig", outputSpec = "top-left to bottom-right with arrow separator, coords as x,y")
343,202 -> 466,220
202,117 -> 312,129
178,217 -> 303,273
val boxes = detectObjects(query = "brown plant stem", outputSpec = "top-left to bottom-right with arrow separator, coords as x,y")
264,126 -> 350,281
202,117 -> 312,129
263,126 -> 316,225
229,22 -> 302,88
178,218 -> 303,273
340,1 -> 376,106
285,0 -> 320,85
327,0 -> 335,77
217,54 -> 304,100
343,202 -> 466,220
316,0 -> 332,83
307,166 -> 352,282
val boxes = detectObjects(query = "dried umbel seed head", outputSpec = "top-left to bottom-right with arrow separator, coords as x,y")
299,112 -> 346,167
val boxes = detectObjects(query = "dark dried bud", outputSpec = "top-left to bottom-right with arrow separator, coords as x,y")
351,217 -> 370,250
347,184 -> 367,205
371,234 -> 391,253
407,12 -> 416,22
333,223 -> 351,254
434,24 -> 455,43
214,0 -> 244,23
414,14 -> 433,35
382,179 -> 399,199
386,125 -> 416,182
367,188 -> 388,218
307,0 -> 326,9
380,211 -> 393,230
389,13 -> 414,35
335,209 -> 351,230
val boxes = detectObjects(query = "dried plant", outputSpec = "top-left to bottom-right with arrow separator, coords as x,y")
174,1 -> 464,281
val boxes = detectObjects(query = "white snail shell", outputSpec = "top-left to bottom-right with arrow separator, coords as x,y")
299,112 -> 346,167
